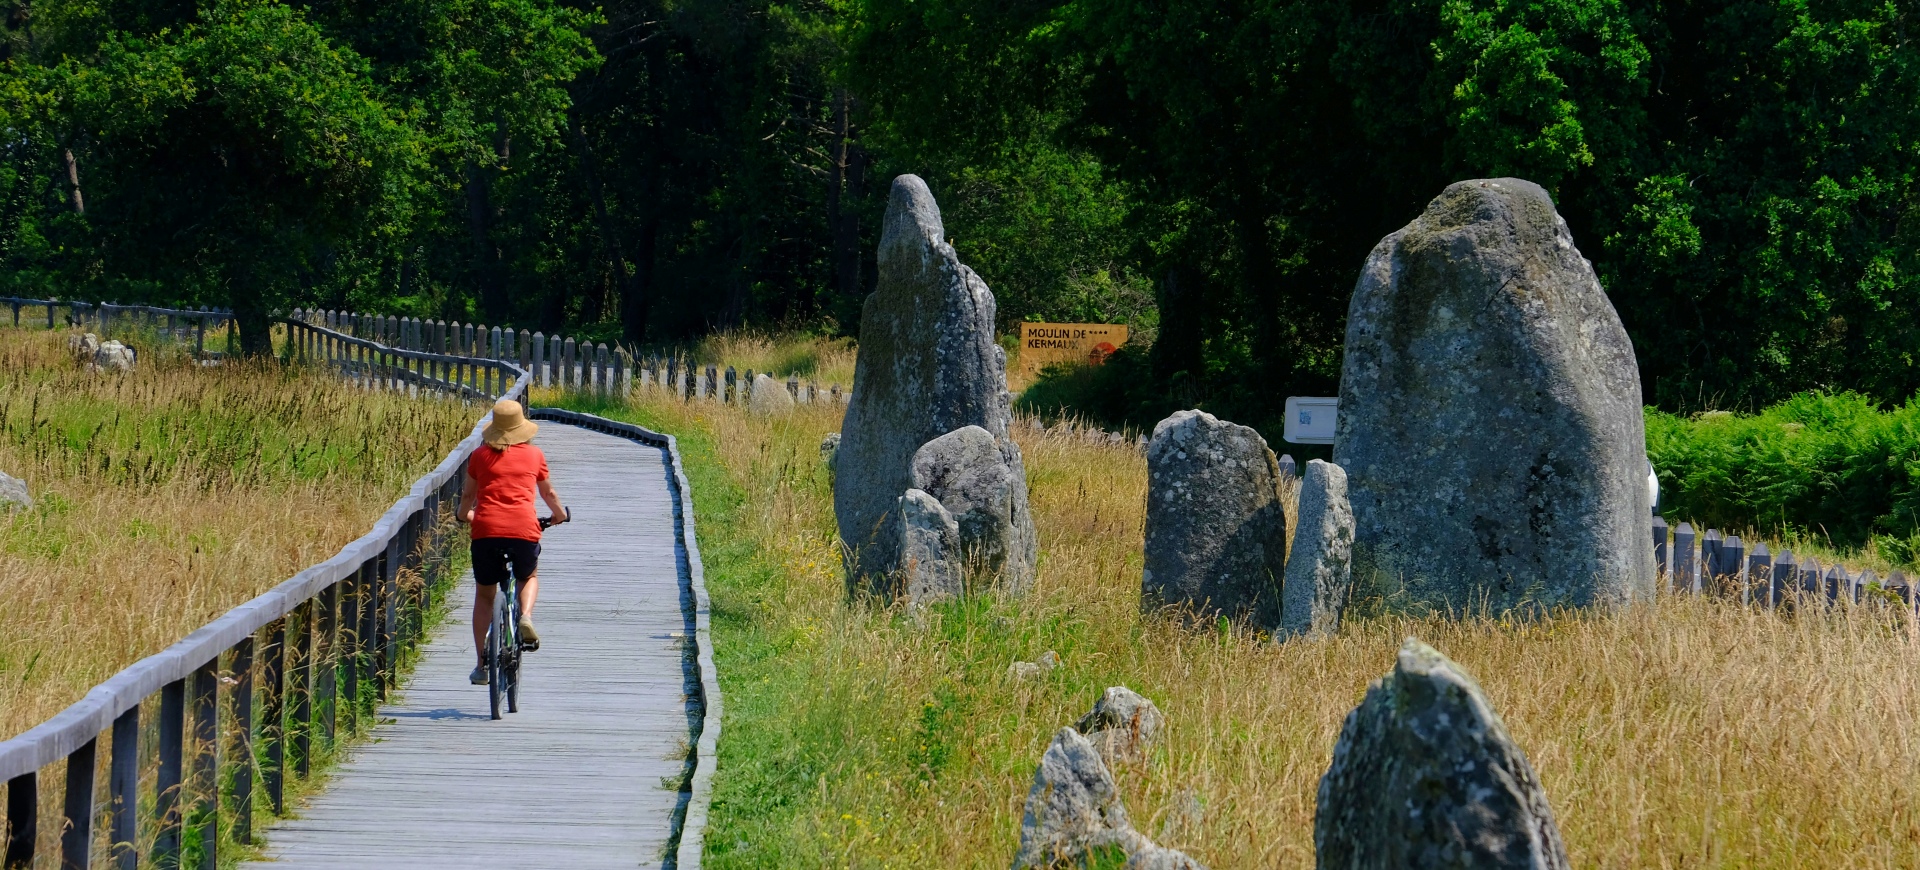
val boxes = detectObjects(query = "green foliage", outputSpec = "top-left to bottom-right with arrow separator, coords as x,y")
4,0 -> 1919,416
1648,391 -> 1920,554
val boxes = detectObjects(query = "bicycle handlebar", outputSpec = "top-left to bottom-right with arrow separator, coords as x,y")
538,507 -> 572,531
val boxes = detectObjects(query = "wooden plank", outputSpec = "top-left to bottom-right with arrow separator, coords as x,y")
242,423 -> 698,869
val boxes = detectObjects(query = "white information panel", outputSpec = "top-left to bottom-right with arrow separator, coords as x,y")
1283,396 -> 1339,445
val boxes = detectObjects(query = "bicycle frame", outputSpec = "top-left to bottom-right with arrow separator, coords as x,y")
487,569 -> 523,720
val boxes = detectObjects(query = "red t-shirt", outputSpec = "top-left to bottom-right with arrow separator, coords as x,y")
467,443 -> 550,541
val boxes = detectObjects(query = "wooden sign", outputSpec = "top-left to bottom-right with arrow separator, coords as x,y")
1018,322 -> 1130,376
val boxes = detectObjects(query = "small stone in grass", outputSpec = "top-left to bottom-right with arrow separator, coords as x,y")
1075,686 -> 1165,766
1007,650 -> 1059,681
0,471 -> 30,511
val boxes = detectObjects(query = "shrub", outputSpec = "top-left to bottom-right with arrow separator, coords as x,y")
1647,391 -> 1920,553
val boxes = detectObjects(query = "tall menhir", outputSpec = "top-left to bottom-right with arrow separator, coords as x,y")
833,175 -> 1037,597
1335,178 -> 1654,612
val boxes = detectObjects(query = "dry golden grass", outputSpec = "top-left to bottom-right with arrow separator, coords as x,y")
691,331 -> 860,388
582,382 -> 1920,869
0,327 -> 479,740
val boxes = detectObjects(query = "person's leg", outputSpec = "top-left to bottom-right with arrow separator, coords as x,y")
469,539 -> 511,664
519,572 -> 540,619
507,540 -> 542,621
471,583 -> 497,661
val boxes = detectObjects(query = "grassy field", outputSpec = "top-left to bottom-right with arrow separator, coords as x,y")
558,379 -> 1920,868
0,327 -> 481,740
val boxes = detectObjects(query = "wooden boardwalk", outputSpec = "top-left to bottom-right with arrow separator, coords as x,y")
243,422 -> 701,869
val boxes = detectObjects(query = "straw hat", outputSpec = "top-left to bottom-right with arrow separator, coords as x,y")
482,399 -> 538,448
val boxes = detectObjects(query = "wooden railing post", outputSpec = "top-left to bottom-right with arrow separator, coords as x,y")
155,677 -> 186,866
61,737 -> 97,870
380,545 -> 400,695
340,567 -> 362,728
189,659 -> 218,870
317,581 -> 339,748
260,617 -> 287,815
290,601 -> 313,780
110,706 -> 138,870
4,771 -> 34,869
364,552 -> 385,704
227,635 -> 254,846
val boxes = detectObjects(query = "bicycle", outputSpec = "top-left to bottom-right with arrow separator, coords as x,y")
485,509 -> 569,720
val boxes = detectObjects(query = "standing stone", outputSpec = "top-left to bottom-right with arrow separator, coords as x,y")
1279,460 -> 1355,639
910,425 -> 1037,588
1012,728 -> 1137,869
819,432 -> 841,476
69,332 -> 101,362
93,341 -> 136,372
1075,687 -> 1165,766
1142,410 -> 1286,623
898,489 -> 962,606
834,174 -> 1035,596
749,373 -> 795,415
1336,178 -> 1654,612
1315,638 -> 1569,870
0,471 -> 31,511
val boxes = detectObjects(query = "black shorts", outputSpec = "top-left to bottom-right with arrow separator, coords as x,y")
471,537 -> 540,587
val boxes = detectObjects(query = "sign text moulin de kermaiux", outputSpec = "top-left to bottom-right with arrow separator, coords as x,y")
1018,322 -> 1130,377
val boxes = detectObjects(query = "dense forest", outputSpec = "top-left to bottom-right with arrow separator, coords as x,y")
3,0 -> 1918,432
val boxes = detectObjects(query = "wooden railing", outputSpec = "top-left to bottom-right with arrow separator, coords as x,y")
282,307 -> 858,404
0,323 -> 531,869
0,297 -> 235,358
281,312 -> 521,403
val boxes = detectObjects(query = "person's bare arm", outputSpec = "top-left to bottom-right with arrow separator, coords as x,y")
458,468 -> 479,524
538,478 -> 568,523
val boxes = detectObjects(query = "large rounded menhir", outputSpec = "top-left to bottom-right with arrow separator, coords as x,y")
1335,178 -> 1654,613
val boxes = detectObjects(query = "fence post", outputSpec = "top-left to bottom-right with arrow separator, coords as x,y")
1744,543 -> 1770,608
532,333 -> 547,388
228,636 -> 255,844
154,677 -> 186,864
262,616 -> 288,814
595,343 -> 610,397
1651,516 -> 1668,582
1712,530 -> 1728,591
286,603 -> 309,779
190,657 -> 219,869
1773,550 -> 1797,610
563,338 -> 577,390
1720,535 -> 1744,599
1825,565 -> 1847,604
5,771 -> 34,869
60,737 -> 97,868
518,330 -> 531,370
1799,557 -> 1824,606
1672,522 -> 1696,594
613,348 -> 627,399
110,706 -> 139,870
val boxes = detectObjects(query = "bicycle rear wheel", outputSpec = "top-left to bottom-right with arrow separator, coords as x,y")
487,628 -> 503,720
506,649 -> 520,714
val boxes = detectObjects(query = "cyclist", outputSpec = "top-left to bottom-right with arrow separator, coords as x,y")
457,399 -> 568,685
